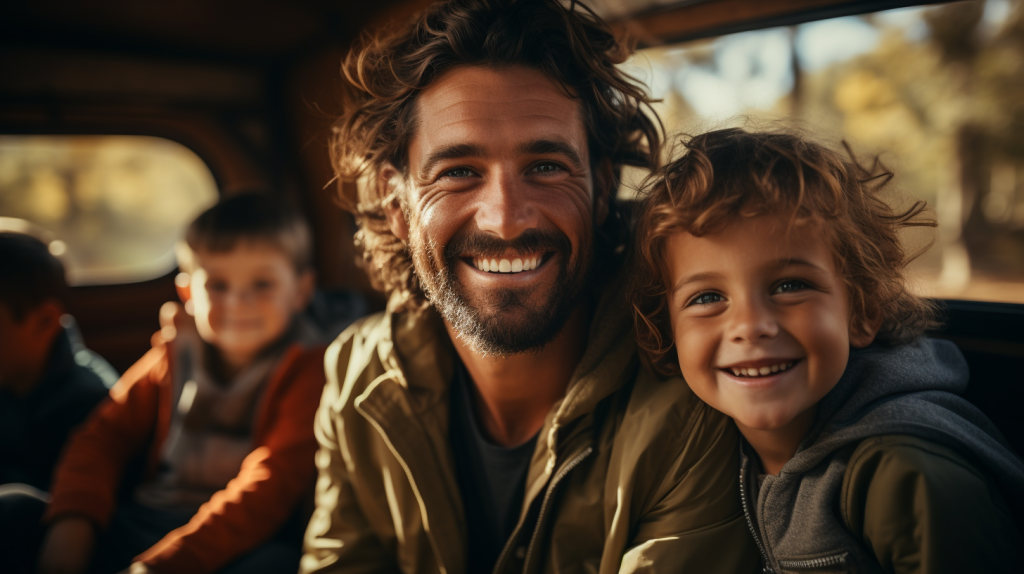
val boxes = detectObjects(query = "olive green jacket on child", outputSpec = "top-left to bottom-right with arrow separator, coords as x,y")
300,283 -> 760,574
741,339 -> 1024,574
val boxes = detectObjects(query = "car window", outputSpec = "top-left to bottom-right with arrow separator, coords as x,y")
0,135 -> 218,285
621,0 -> 1024,304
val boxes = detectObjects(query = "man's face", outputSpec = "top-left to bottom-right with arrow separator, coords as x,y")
394,65 -> 603,355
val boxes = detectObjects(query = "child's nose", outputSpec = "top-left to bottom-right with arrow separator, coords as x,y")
728,297 -> 780,342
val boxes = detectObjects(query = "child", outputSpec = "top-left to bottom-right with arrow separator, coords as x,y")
0,232 -> 112,574
38,193 -> 327,574
630,128 -> 1024,573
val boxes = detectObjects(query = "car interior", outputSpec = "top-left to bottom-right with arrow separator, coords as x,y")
2,0 -> 1021,476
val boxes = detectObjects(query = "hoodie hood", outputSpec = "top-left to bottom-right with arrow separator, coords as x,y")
748,338 -> 1024,573
789,338 -> 979,472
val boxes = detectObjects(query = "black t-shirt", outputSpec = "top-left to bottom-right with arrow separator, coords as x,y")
449,360 -> 539,574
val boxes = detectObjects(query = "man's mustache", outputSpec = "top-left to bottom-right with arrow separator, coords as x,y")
443,228 -> 572,264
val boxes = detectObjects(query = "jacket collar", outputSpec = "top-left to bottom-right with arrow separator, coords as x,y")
354,275 -> 638,574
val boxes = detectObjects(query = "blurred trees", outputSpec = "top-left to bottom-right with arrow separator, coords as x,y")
627,0 -> 1024,302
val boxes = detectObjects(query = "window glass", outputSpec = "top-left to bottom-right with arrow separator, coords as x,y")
622,0 -> 1024,304
0,136 -> 218,285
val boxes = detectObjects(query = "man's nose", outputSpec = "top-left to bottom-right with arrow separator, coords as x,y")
473,168 -> 539,240
727,295 -> 780,343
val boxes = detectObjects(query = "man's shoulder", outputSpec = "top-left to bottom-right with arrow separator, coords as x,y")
321,311 -> 393,410
608,366 -> 736,478
326,311 -> 391,370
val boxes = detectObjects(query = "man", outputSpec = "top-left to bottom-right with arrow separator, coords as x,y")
301,1 -> 760,573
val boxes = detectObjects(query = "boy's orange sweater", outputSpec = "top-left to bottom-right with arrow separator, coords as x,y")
45,332 -> 327,573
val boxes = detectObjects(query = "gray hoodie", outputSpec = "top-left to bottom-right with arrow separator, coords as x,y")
741,338 -> 1024,573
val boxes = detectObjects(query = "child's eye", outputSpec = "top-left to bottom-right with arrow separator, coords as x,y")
687,292 -> 724,306
773,279 -> 810,294
207,280 -> 228,293
253,279 -> 275,291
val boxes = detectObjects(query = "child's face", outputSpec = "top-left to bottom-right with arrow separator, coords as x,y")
664,213 -> 875,435
186,242 -> 312,365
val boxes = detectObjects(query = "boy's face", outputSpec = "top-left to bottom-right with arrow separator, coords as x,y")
186,242 -> 312,365
664,213 -> 875,436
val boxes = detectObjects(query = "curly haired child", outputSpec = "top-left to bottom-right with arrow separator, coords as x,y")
631,128 -> 1024,574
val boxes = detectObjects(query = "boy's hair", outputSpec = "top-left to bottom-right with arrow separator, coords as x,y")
177,192 -> 313,273
332,0 -> 661,311
631,128 -> 940,376
0,232 -> 69,321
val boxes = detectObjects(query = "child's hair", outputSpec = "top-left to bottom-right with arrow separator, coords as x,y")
177,192 -> 313,273
631,128 -> 940,376
0,232 -> 70,320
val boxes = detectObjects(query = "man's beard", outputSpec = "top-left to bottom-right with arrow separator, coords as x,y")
413,228 -> 591,356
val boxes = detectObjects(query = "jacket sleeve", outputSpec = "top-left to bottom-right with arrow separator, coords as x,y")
842,435 -> 1024,574
137,346 -> 328,574
45,346 -> 166,528
299,338 -> 400,574
618,404 -> 761,574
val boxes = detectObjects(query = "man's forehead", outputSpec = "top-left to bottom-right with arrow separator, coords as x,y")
411,66 -> 587,162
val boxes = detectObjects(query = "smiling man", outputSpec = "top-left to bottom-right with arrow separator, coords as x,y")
300,1 -> 759,573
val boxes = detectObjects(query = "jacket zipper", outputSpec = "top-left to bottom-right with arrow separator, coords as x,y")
739,464 -> 775,574
522,447 -> 594,569
491,448 -> 598,572
779,552 -> 849,570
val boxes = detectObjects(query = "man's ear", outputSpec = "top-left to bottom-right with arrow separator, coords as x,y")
593,158 -> 614,226
850,310 -> 882,349
380,163 -> 410,243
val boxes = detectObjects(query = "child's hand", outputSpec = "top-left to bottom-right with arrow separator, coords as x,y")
37,516 -> 96,574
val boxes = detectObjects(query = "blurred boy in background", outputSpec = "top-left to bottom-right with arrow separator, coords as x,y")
36,193 -> 327,574
0,232 -> 113,574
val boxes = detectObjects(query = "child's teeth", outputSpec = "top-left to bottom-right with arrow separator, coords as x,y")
771,364 -> 779,373
732,368 -> 741,376
758,366 -> 771,376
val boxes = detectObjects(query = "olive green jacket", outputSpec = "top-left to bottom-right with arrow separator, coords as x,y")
740,340 -> 1024,574
301,288 -> 760,574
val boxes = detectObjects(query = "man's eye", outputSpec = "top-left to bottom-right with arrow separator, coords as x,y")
687,292 -> 723,306
530,162 -> 563,174
774,279 -> 810,294
442,167 -> 474,178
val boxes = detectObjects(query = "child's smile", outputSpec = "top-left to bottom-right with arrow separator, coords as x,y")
664,213 -> 877,456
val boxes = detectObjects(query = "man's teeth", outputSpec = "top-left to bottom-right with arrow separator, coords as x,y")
729,361 -> 796,377
473,255 -> 541,273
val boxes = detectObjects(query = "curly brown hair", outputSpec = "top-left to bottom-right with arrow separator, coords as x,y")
630,128 -> 940,376
332,0 -> 661,311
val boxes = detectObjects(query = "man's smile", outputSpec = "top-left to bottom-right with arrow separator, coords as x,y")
468,251 -> 552,274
